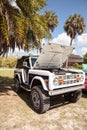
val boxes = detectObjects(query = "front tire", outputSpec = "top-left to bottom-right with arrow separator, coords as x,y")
64,90 -> 82,103
31,86 -> 50,114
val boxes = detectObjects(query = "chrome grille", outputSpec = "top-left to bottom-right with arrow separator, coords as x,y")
59,74 -> 83,85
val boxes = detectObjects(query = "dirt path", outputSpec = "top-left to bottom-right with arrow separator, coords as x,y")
0,84 -> 87,130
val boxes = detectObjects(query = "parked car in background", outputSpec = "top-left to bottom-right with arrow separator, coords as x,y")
82,64 -> 87,92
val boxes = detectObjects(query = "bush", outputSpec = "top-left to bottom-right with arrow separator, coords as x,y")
73,63 -> 82,69
0,56 -> 18,68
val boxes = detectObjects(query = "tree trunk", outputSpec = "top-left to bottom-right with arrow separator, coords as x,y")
66,38 -> 73,68
70,38 -> 73,46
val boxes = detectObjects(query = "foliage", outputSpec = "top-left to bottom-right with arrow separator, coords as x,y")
73,63 -> 82,69
16,0 -> 46,17
0,56 -> 18,68
64,13 -> 86,45
0,0 -> 58,56
0,0 -> 29,55
83,53 -> 87,63
44,10 -> 58,32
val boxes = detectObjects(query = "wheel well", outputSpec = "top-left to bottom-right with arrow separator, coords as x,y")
14,74 -> 21,83
15,75 -> 19,80
31,79 -> 42,88
31,79 -> 48,95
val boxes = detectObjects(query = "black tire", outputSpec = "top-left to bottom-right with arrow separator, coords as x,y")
14,78 -> 23,93
31,86 -> 50,114
64,90 -> 82,103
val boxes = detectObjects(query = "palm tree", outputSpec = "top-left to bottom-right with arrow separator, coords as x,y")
16,0 -> 49,48
64,13 -> 86,68
0,0 -> 50,55
44,10 -> 58,32
0,0 -> 30,55
64,13 -> 86,46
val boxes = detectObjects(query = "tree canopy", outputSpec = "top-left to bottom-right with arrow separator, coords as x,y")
64,13 -> 86,46
0,0 -> 58,56
44,10 -> 58,32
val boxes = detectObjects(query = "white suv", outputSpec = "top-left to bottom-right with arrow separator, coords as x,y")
14,43 -> 85,113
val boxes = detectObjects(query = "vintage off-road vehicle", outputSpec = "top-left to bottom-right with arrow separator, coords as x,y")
14,43 -> 85,113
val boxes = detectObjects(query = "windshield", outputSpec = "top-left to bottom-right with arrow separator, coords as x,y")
31,57 -> 37,66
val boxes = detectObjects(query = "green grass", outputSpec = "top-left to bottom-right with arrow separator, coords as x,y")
0,68 -> 14,84
0,68 -> 14,78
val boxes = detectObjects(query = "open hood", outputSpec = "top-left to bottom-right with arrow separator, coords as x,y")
33,43 -> 73,69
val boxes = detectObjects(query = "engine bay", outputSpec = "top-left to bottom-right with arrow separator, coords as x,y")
48,68 -> 80,75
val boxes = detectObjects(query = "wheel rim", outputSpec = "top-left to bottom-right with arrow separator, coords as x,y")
32,91 -> 40,109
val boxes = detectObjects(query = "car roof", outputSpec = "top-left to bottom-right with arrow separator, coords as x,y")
18,55 -> 38,61
16,55 -> 38,68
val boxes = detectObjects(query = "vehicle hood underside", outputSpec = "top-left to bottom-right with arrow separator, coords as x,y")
33,43 -> 73,69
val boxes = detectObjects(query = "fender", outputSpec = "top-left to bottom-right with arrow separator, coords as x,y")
14,73 -> 22,84
30,76 -> 48,91
14,69 -> 25,83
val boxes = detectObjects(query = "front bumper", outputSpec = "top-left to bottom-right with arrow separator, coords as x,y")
49,85 -> 85,96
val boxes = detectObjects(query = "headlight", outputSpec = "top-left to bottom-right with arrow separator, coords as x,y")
80,75 -> 84,81
53,77 -> 59,86
53,76 -> 65,86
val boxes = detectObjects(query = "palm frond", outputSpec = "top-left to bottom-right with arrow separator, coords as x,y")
44,10 -> 58,32
0,15 -> 10,44
16,0 -> 46,17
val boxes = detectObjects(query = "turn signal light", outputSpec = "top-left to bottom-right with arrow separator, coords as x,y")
44,79 -> 48,83
59,79 -> 64,83
76,77 -> 80,81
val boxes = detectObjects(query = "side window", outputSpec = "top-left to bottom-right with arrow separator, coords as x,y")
24,58 -> 30,68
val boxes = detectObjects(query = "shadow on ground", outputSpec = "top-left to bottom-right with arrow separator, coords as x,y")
1,76 -> 86,113
16,90 -> 70,113
17,90 -> 33,111
50,95 -> 69,110
82,92 -> 87,98
0,76 -> 14,95
15,90 -> 87,113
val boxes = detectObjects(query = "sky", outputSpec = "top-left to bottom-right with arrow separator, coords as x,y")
10,0 -> 87,57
